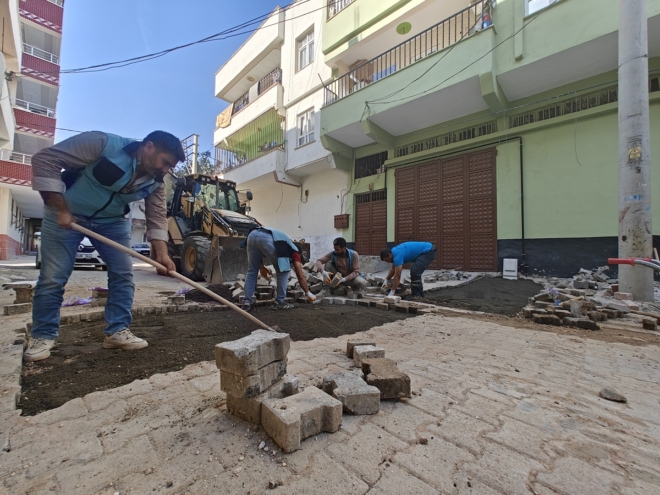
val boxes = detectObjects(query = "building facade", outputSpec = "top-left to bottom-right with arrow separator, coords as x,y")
0,0 -> 65,259
214,0 -> 349,259
320,0 -> 660,276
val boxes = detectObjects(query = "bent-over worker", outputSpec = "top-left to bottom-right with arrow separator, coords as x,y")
380,241 -> 437,297
314,237 -> 367,291
243,227 -> 316,311
25,131 -> 185,362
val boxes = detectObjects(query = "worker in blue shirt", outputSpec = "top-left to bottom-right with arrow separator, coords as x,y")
380,241 -> 437,297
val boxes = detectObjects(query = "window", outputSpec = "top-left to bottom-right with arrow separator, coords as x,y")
526,0 -> 558,15
297,109 -> 315,147
297,30 -> 314,71
355,151 -> 388,179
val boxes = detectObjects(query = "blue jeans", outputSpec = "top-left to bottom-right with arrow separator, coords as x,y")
244,229 -> 289,304
31,207 -> 135,339
410,248 -> 437,297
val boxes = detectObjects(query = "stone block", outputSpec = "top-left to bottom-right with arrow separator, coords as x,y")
346,299 -> 358,306
587,311 -> 607,322
614,292 -> 633,301
13,287 -> 34,304
553,309 -> 572,318
534,301 -> 551,309
600,308 -> 618,319
232,288 -> 244,299
573,280 -> 590,289
357,300 -> 371,307
384,296 -> 401,304
322,372 -> 380,415
375,302 -> 389,311
227,375 -> 299,424
563,317 -> 579,327
261,386 -> 342,453
393,304 -> 409,313
330,273 -> 343,288
576,319 -> 600,331
642,318 -> 658,331
3,303 -> 32,315
167,295 -> 185,305
214,329 -> 290,375
220,360 -> 288,398
604,302 -> 630,314
333,298 -> 346,306
346,339 -> 377,358
321,297 -> 333,305
522,307 -> 534,318
361,358 -> 411,400
353,345 -> 385,367
532,314 -> 562,326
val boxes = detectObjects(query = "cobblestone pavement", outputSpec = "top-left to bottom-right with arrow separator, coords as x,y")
1,312 -> 659,495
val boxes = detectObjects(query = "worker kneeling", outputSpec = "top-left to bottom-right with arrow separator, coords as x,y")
25,131 -> 184,362
380,241 -> 437,298
315,237 -> 368,291
242,227 -> 316,312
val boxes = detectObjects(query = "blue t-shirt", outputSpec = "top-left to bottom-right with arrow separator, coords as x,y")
391,242 -> 433,267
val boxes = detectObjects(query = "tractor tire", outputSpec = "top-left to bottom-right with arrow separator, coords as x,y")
181,236 -> 211,281
168,240 -> 181,272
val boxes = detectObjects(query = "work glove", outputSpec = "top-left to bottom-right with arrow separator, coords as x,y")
306,291 -> 317,302
322,271 -> 334,285
388,290 -> 396,297
340,277 -> 347,284
380,281 -> 389,293
260,265 -> 271,281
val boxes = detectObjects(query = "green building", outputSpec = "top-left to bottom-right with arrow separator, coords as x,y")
320,0 -> 660,275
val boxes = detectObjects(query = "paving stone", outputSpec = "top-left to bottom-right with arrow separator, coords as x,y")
375,302 -> 390,311
279,452 -> 369,494
227,375 -> 299,424
28,397 -> 88,425
384,296 -> 401,304
214,329 -> 290,375
533,314 -> 562,326
369,463 -> 440,495
537,456 -> 627,494
642,318 -> 658,331
3,303 -> 31,315
220,359 -> 287,398
362,358 -> 411,399
261,386 -> 342,453
346,339 -> 377,358
486,416 -> 554,462
353,345 -> 386,367
427,409 -> 493,455
394,437 -> 475,493
371,401 -> 437,443
357,300 -> 371,307
327,424 -> 408,485
322,371 -> 380,415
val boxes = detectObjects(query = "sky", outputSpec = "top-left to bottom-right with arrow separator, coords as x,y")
56,0 -> 284,154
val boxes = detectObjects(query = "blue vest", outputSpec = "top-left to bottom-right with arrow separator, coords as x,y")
63,133 -> 161,221
331,248 -> 355,272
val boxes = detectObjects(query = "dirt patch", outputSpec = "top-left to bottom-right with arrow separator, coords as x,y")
423,277 -> 542,315
19,305 -> 414,416
185,284 -> 234,303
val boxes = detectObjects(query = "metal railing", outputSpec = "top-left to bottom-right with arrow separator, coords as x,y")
14,98 -> 56,118
23,43 -> 59,65
327,0 -> 356,20
231,67 -> 282,116
0,150 -> 32,165
324,0 -> 491,105
215,111 -> 285,174
46,0 -> 64,6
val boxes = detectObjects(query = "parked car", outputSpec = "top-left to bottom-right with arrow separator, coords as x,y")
131,243 -> 150,257
34,232 -> 107,270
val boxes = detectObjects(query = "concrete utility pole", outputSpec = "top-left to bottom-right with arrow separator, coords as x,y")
618,0 -> 653,301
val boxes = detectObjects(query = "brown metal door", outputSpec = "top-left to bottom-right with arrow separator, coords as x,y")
354,190 -> 387,255
394,149 -> 496,271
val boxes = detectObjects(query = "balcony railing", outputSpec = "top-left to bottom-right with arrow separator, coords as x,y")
0,150 -> 32,165
327,0 -> 356,20
231,67 -> 282,116
14,98 -> 56,118
324,0 -> 492,105
23,43 -> 59,65
215,110 -> 285,174
47,0 -> 64,6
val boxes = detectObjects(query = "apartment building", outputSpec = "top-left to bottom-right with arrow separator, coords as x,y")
320,0 -> 660,276
213,0 -> 348,258
0,0 -> 65,259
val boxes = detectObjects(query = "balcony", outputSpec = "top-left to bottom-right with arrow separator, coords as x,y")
215,8 -> 284,103
19,0 -> 64,34
324,1 -> 491,106
230,68 -> 282,117
0,150 -> 32,165
23,43 -> 59,65
215,109 -> 287,186
0,150 -> 33,188
327,0 -> 356,20
14,98 -> 55,118
14,108 -> 56,138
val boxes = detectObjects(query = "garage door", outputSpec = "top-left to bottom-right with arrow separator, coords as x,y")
394,149 -> 497,271
354,190 -> 387,256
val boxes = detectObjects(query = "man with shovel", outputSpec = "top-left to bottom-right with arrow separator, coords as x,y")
25,131 -> 185,362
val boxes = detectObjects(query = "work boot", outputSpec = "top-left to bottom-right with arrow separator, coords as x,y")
24,338 -> 56,362
272,301 -> 294,310
103,329 -> 148,350
242,302 -> 252,313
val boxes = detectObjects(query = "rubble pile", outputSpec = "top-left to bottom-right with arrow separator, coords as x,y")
523,265 -> 660,332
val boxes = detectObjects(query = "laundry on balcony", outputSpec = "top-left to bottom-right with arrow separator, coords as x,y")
216,104 -> 234,129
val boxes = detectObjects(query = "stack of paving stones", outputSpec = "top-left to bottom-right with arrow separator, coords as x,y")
522,265 -> 660,332
216,329 -> 343,454
346,339 -> 411,400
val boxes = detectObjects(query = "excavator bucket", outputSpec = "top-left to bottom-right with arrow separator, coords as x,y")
202,236 -> 250,284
